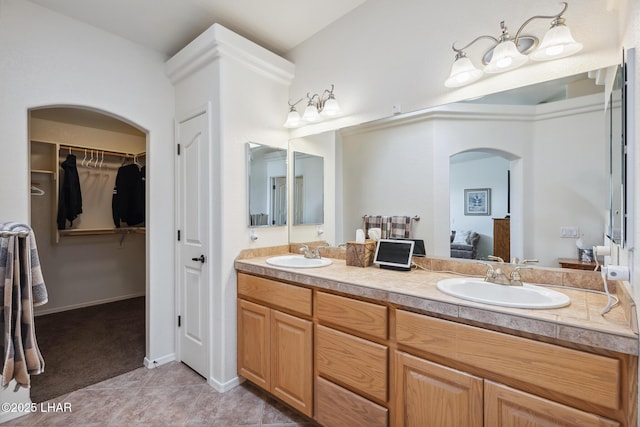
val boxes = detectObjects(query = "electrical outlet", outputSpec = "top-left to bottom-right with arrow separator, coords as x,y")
392,104 -> 402,114
559,226 -> 579,238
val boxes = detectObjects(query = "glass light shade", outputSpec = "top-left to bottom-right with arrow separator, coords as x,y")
444,56 -> 483,87
321,97 -> 341,117
283,110 -> 301,128
484,40 -> 528,73
530,24 -> 583,61
302,104 -> 321,122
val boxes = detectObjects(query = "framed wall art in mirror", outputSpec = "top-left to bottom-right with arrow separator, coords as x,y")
464,188 -> 491,216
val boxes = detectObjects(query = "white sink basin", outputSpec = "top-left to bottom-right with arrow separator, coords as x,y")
266,255 -> 332,268
436,278 -> 570,309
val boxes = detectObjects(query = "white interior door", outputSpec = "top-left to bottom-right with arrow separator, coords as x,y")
177,110 -> 209,378
271,176 -> 287,225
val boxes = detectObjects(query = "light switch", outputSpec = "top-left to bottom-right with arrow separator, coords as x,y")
559,226 -> 579,238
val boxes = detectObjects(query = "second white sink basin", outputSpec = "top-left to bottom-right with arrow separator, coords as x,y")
266,255 -> 332,268
436,278 -> 570,309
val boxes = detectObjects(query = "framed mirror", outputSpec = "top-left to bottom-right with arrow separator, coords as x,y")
296,70 -> 617,268
246,142 -> 287,227
607,65 -> 624,246
293,151 -> 324,225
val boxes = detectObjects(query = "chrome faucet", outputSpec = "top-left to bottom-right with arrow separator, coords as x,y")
299,243 -> 329,259
479,261 -> 531,286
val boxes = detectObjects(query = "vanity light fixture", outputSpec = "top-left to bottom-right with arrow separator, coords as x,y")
444,2 -> 582,88
283,84 -> 341,128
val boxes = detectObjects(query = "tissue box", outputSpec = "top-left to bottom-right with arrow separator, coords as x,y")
346,240 -> 377,267
577,248 -> 594,263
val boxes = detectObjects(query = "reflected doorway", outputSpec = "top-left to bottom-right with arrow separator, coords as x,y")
449,150 -> 514,261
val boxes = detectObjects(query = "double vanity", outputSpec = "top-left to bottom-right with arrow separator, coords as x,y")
235,247 -> 638,427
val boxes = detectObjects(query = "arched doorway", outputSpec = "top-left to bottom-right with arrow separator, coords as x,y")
28,106 -> 148,402
449,149 -> 522,262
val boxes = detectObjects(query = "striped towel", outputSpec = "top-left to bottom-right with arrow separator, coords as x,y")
0,222 -> 48,389
363,215 -> 413,239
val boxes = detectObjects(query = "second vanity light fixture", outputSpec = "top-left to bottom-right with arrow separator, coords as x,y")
283,84 -> 341,128
444,2 -> 583,88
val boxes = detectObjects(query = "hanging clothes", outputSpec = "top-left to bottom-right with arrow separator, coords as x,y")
57,154 -> 83,230
0,222 -> 48,389
112,163 -> 145,227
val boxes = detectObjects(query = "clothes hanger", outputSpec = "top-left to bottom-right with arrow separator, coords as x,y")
30,182 -> 45,196
99,151 -> 104,168
81,149 -> 87,167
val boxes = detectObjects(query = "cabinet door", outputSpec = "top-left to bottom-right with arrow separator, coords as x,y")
394,351 -> 483,427
271,310 -> 313,417
237,299 -> 270,390
484,381 -> 620,427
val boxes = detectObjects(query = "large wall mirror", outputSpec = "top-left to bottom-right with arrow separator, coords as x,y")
247,142 -> 287,227
291,68 -> 627,268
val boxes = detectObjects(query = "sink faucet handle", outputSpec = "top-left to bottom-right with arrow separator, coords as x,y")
487,255 -> 504,263
299,244 -> 312,258
510,265 -> 532,285
477,261 -> 495,281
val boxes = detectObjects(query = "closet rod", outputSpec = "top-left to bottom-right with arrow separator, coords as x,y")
58,144 -> 146,159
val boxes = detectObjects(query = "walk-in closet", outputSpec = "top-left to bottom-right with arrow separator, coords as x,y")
28,107 -> 147,402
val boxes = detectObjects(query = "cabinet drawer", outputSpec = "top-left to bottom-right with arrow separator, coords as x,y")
237,272 -> 312,316
485,381 -> 620,427
316,325 -> 388,402
316,291 -> 388,340
396,310 -> 621,411
316,377 -> 388,427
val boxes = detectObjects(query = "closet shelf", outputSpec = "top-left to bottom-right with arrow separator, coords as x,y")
58,227 -> 145,237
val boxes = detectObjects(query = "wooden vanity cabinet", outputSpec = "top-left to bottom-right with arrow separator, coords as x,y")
237,273 -> 313,417
237,270 -> 636,426
395,309 -> 628,426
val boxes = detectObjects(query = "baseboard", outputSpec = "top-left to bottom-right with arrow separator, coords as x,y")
144,353 -> 176,369
208,375 -> 241,392
34,293 -> 146,316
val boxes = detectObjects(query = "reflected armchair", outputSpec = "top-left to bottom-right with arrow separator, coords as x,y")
450,230 -> 480,259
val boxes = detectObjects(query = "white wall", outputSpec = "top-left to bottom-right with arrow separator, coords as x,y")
285,0 -> 623,137
0,0 -> 175,413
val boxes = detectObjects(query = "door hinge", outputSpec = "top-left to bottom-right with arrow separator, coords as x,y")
177,230 -> 181,241
177,144 -> 181,155
178,315 -> 181,327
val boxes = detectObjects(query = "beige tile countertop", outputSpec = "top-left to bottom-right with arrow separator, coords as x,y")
235,250 -> 639,356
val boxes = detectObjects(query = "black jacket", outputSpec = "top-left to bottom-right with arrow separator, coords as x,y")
112,164 -> 145,227
57,154 -> 83,229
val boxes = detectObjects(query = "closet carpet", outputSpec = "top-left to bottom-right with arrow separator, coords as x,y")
29,296 -> 145,403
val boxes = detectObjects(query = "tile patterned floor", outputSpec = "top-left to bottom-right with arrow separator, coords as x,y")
2,362 -> 316,426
